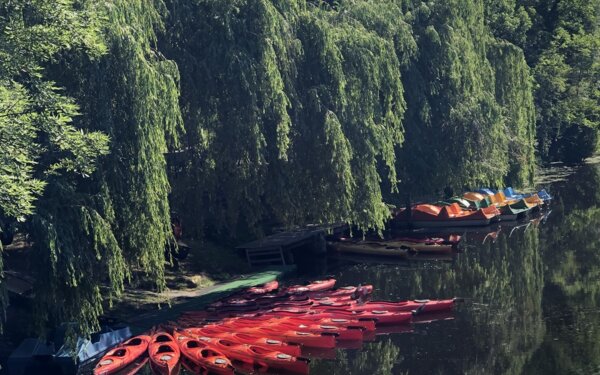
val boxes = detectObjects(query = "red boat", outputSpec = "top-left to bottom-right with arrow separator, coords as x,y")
173,331 -> 234,375
183,327 -> 302,357
94,335 -> 151,375
305,285 -> 373,299
263,310 -> 377,331
286,278 -> 336,294
312,298 -> 456,314
222,317 -> 363,341
205,338 -> 310,374
148,332 -> 181,375
270,308 -> 413,326
246,280 -> 279,295
229,314 -> 376,332
239,326 -> 337,348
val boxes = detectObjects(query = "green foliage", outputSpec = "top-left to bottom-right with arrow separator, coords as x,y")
4,0 -> 596,339
0,0 -> 110,334
166,0 -> 406,236
521,0 -> 600,162
399,0 -> 517,195
488,40 -> 536,186
29,0 -> 185,335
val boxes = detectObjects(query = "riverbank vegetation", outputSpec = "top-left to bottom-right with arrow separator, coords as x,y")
0,0 -> 598,336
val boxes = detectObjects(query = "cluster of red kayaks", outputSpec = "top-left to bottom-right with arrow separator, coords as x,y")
94,278 -> 459,374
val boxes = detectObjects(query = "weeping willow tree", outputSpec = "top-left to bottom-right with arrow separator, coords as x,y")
20,0 -> 182,336
488,40 -> 536,187
398,0 -> 511,195
165,0 -> 407,237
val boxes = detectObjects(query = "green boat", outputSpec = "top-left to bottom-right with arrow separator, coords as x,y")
499,200 -> 531,220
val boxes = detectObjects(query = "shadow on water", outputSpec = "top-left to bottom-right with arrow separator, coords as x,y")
306,160 -> 600,375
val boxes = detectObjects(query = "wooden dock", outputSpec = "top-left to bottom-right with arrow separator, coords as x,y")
237,223 -> 347,266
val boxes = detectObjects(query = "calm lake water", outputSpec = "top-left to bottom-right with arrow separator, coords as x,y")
123,159 -> 600,375
306,159 -> 600,375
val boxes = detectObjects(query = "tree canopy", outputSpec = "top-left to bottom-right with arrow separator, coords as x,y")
0,0 -> 598,336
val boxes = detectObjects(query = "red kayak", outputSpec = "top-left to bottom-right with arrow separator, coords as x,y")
148,332 -> 181,375
286,279 -> 336,294
174,331 -> 234,375
239,326 -> 337,348
228,314 -> 376,332
183,327 -> 302,357
305,285 -> 373,299
313,298 -> 456,313
263,311 -> 377,331
204,338 -> 310,374
222,317 -> 363,341
246,280 -> 279,295
94,335 -> 151,375
185,323 -> 336,348
270,307 -> 413,326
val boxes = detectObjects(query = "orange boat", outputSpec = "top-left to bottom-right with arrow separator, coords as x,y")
94,335 -> 151,375
246,280 -> 279,295
183,327 -> 302,356
396,203 -> 500,227
173,331 -> 234,375
201,338 -> 310,374
148,332 -> 181,375
286,279 -> 336,294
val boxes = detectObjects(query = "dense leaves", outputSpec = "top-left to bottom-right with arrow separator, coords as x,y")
0,0 -> 597,337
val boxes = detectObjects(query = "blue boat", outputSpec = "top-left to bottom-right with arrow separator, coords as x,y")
503,187 -> 552,202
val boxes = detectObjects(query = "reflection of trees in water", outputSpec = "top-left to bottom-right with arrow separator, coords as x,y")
310,339 -> 401,375
313,163 -> 600,374
329,225 -> 545,375
523,163 -> 600,375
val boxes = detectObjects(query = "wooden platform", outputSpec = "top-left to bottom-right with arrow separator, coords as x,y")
237,223 -> 346,266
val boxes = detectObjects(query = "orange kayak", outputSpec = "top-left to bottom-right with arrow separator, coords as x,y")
173,331 -> 233,375
94,335 -> 150,375
246,280 -> 279,295
286,278 -> 336,294
183,327 -> 302,356
148,332 -> 181,375
202,338 -> 310,374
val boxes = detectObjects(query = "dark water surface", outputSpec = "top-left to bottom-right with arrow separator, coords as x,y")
306,159 -> 600,375
125,159 -> 600,375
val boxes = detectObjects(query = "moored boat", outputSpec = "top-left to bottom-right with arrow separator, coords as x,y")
329,240 -> 409,257
94,335 -> 151,375
148,332 -> 181,375
245,280 -> 279,295
173,331 -> 234,375
395,204 -> 500,227
197,338 -> 310,374
183,327 -> 303,357
286,279 -> 336,294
